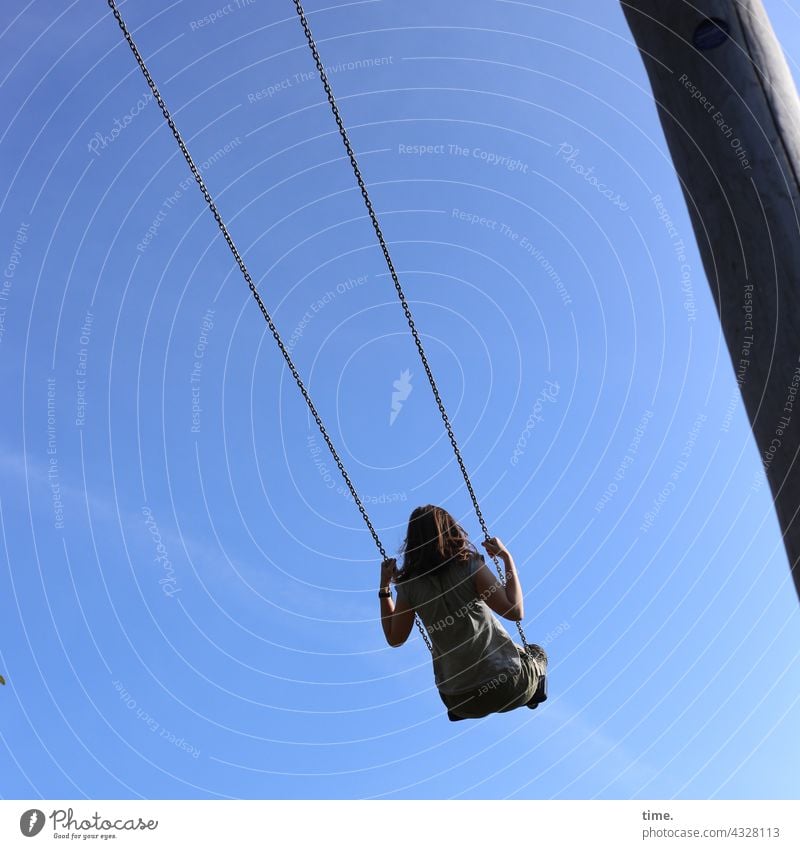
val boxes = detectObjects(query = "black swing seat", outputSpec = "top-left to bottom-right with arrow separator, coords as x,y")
444,673 -> 548,721
526,673 -> 548,710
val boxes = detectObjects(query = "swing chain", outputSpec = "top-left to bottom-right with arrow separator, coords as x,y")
105,0 -> 434,653
292,1 -> 531,656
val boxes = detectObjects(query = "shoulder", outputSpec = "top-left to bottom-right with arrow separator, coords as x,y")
394,576 -> 414,606
468,551 -> 485,575
443,552 -> 482,583
456,551 -> 485,594
471,552 -> 501,597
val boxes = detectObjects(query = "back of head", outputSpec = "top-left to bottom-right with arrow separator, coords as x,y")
397,504 -> 476,583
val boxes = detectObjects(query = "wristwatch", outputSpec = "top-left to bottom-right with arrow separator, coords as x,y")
378,588 -> 392,598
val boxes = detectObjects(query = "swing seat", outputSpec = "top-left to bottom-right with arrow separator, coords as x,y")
526,673 -> 547,710
442,672 -> 547,721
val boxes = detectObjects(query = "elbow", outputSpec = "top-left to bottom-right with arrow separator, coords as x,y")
504,605 -> 524,622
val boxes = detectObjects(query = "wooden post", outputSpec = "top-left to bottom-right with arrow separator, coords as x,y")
621,0 -> 800,601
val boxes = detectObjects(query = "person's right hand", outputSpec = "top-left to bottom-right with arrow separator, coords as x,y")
482,536 -> 509,560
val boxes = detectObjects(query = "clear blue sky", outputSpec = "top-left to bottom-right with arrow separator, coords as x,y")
1,0 -> 799,800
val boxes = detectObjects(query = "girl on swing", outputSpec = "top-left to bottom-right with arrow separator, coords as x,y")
379,504 -> 548,721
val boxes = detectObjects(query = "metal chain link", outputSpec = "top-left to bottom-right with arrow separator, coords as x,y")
291,0 -> 531,655
105,0 -> 433,654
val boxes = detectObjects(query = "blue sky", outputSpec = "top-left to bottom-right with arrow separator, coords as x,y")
1,0 -> 799,800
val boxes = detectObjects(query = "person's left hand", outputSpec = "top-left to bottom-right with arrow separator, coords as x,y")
380,557 -> 397,589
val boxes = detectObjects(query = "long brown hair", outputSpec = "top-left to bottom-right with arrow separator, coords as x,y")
395,505 -> 477,582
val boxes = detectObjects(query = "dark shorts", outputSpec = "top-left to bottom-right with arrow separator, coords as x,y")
439,644 -> 548,720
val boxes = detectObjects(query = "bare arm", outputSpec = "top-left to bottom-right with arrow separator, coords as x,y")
379,558 -> 415,647
475,538 -> 525,621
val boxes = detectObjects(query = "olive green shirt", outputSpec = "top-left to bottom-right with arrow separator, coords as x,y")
395,553 -> 522,694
